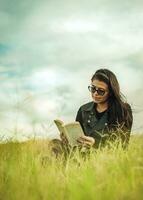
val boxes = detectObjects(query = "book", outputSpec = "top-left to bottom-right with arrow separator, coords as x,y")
54,119 -> 84,146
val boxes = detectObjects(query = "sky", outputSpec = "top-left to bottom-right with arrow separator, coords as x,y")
0,0 -> 143,141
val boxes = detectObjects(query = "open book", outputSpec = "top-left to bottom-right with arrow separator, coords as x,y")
54,119 -> 84,146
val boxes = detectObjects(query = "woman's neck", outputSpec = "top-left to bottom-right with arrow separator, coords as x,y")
96,102 -> 108,113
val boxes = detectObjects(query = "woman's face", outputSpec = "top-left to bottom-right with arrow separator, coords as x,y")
90,79 -> 110,104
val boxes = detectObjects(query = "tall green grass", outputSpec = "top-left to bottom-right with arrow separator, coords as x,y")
0,135 -> 143,200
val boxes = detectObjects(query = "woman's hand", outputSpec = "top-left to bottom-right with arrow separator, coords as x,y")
77,135 -> 95,147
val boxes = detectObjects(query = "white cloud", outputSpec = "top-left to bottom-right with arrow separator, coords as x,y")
0,0 -> 143,139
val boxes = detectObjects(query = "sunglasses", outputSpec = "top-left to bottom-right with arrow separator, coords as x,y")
88,85 -> 106,96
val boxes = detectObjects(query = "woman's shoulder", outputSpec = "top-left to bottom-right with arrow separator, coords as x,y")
78,101 -> 95,111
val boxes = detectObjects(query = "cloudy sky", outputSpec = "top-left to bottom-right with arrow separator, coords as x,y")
0,0 -> 143,141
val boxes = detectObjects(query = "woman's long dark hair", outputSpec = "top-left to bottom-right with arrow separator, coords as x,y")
91,68 -> 133,132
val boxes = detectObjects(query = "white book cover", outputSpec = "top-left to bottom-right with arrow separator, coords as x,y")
54,119 -> 84,146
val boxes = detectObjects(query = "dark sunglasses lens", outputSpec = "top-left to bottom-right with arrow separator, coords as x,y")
88,86 -> 95,93
97,89 -> 105,96
88,86 -> 105,96
88,86 -> 92,92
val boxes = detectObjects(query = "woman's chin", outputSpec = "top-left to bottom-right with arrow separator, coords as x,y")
93,99 -> 101,103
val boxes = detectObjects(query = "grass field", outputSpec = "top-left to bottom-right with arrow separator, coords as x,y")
0,134 -> 143,200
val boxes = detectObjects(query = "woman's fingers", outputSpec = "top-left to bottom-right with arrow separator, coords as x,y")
76,138 -> 83,144
79,135 -> 91,141
77,136 -> 95,146
79,136 -> 95,144
60,133 -> 95,147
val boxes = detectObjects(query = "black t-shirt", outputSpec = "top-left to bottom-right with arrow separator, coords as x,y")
95,109 -> 107,120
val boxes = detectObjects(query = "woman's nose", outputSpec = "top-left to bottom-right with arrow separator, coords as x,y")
93,91 -> 98,96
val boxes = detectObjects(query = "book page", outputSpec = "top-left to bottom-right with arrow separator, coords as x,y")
64,122 -> 84,146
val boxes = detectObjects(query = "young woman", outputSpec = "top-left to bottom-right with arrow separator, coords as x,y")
76,68 -> 133,149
